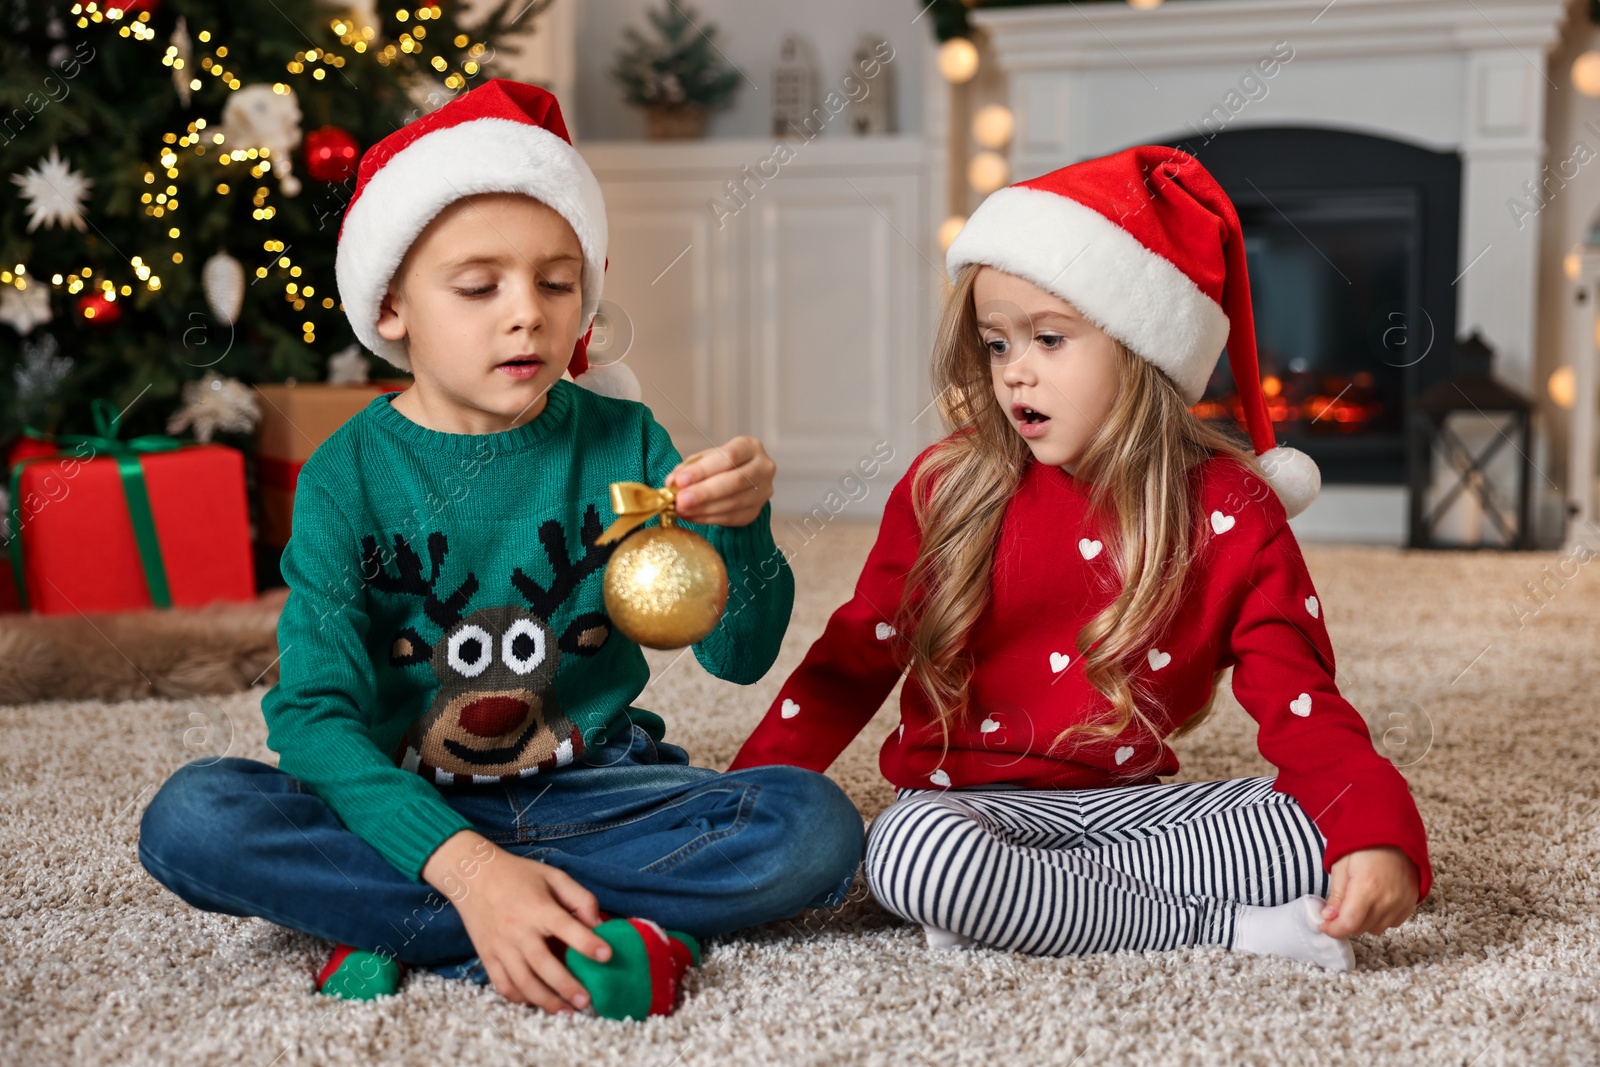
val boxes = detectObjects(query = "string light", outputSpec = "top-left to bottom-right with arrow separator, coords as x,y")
65,3 -> 484,346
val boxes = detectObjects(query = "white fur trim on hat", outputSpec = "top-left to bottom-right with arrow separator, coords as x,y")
946,185 -> 1230,405
1258,445 -> 1321,519
335,117 -> 607,373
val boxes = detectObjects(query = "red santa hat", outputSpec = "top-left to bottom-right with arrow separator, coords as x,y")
334,78 -> 640,401
946,144 -> 1320,518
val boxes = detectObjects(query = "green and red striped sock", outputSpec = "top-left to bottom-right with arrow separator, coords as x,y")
313,943 -> 406,1000
565,917 -> 701,1020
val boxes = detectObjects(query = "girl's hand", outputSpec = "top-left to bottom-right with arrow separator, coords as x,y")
665,436 -> 776,527
422,831 -> 612,1013
1319,845 -> 1419,939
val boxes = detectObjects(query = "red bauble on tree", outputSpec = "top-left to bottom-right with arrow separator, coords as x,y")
77,290 -> 122,327
304,125 -> 360,184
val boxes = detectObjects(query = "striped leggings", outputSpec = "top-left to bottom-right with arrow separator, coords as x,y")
864,775 -> 1330,956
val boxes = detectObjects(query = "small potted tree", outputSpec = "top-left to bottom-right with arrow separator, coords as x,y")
611,2 -> 741,140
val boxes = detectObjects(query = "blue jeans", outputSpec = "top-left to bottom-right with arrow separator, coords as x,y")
137,725 -> 864,981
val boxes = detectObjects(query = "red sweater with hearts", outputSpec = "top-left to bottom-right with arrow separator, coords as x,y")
729,443 -> 1433,902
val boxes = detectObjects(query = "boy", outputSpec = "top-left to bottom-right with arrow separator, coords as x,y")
137,80 -> 864,1016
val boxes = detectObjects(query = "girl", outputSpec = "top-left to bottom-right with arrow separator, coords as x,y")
728,145 -> 1430,971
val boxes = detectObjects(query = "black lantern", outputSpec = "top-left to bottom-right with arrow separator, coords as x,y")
1406,331 -> 1534,549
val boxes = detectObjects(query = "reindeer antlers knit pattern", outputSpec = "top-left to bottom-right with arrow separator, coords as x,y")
361,516 -> 618,786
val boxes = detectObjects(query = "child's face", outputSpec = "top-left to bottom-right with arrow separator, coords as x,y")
975,266 -> 1121,473
377,192 -> 584,429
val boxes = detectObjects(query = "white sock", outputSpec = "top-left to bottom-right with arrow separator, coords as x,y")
922,924 -> 974,950
1231,894 -> 1355,972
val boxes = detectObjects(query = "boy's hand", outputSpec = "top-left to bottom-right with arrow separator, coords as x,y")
1318,846 -> 1419,939
665,436 -> 775,527
423,830 -> 612,1013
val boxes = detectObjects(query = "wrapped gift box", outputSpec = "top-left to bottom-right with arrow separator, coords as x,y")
254,380 -> 409,547
8,442 -> 255,615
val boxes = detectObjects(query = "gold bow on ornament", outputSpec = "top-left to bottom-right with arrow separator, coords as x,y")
595,481 -> 683,544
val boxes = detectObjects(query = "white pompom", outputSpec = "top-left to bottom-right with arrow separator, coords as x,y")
1257,445 -> 1321,519
573,360 -> 643,403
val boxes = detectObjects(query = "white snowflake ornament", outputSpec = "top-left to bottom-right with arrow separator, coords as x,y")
166,372 -> 262,442
326,344 -> 370,384
0,284 -> 52,335
13,335 -> 72,405
11,147 -> 93,232
222,85 -> 304,196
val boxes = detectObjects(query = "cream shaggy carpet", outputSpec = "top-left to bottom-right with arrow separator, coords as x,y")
3,516 -> 1599,1066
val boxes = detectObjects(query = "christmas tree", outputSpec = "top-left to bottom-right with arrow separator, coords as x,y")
0,0 -> 549,443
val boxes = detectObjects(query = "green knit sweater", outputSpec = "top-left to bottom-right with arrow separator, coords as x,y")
260,380 -> 794,882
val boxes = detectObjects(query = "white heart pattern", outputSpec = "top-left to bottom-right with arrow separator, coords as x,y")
1078,538 -> 1103,560
781,698 -> 800,719
1050,651 -> 1071,673
1114,746 -> 1134,765
1210,510 -> 1236,534
979,718 -> 999,734
929,768 -> 951,788
898,723 -> 905,741
1305,595 -> 1320,619
1147,648 -> 1171,671
875,622 -> 896,640
1289,692 -> 1312,717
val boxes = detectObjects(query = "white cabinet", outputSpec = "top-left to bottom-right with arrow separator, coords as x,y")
578,136 -> 938,520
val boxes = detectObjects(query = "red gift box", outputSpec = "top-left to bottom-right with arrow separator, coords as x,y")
7,413 -> 255,615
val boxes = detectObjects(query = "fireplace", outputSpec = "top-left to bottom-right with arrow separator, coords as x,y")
1166,127 -> 1462,486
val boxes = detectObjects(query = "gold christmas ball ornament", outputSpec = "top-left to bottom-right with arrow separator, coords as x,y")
596,481 -> 729,650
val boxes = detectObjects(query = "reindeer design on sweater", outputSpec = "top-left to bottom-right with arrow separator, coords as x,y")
360,506 -> 617,785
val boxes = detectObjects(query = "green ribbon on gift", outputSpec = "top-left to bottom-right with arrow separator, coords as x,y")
6,398 -> 186,612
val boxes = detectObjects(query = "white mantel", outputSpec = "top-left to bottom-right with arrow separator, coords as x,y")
972,0 -> 1571,545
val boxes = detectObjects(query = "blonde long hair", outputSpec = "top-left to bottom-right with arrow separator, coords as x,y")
891,263 -> 1266,777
